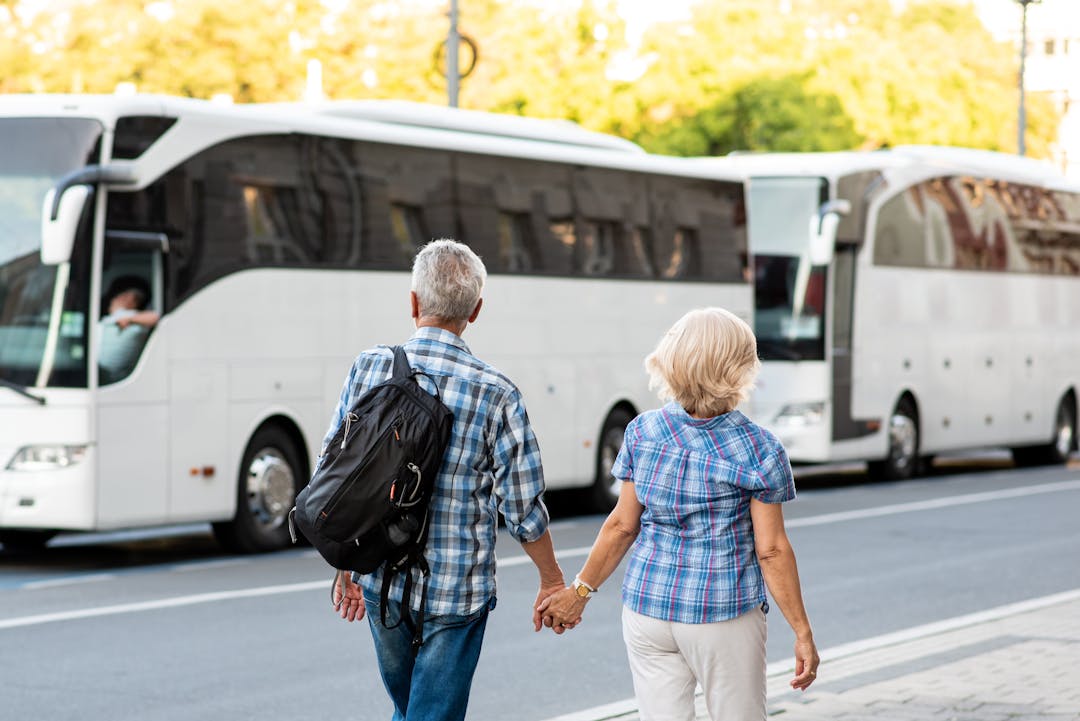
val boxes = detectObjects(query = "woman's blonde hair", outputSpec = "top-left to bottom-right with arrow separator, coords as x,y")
645,307 -> 760,417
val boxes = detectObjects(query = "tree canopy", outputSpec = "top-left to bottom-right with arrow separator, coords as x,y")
0,0 -> 1061,159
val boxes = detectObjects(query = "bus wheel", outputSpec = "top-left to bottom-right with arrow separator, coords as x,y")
868,398 -> 920,481
1012,394 -> 1077,467
0,530 -> 57,552
213,426 -> 303,553
590,408 -> 633,512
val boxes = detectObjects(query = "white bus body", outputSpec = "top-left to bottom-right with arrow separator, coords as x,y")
0,95 -> 750,551
710,148 -> 1080,478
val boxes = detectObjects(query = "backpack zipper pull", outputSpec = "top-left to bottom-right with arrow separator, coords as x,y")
341,412 -> 359,450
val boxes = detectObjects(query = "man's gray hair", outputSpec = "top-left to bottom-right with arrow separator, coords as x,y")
411,239 -> 487,322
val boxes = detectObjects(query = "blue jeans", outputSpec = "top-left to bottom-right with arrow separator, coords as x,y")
364,591 -> 494,721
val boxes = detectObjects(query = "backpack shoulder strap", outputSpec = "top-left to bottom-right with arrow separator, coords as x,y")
391,345 -> 412,381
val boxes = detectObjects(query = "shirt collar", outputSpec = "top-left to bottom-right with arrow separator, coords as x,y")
665,402 -> 748,429
410,325 -> 472,354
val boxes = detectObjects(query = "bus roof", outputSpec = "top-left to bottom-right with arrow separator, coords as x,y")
307,100 -> 645,154
0,93 -> 743,183
692,146 -> 1079,191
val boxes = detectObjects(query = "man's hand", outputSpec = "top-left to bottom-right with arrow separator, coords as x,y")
532,579 -> 567,632
537,587 -> 586,634
332,572 -> 366,623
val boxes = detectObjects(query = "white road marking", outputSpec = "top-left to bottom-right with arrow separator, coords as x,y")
170,558 -> 249,572
0,547 -> 596,629
499,546 -> 593,568
0,580 -> 329,630
786,478 -> 1080,528
21,573 -> 117,590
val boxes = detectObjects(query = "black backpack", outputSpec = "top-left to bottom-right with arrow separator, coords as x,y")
289,346 -> 453,650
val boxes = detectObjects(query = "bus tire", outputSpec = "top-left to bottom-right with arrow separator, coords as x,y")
590,407 -> 634,512
213,425 -> 304,553
0,530 -> 57,552
1012,393 -> 1077,467
868,397 -> 920,481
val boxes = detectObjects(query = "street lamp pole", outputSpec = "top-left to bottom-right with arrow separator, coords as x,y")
448,0 -> 460,108
1016,0 -> 1041,156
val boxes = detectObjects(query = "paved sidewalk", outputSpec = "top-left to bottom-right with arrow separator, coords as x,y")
568,591 -> 1080,721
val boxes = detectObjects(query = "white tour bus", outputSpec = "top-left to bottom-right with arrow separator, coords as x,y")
0,95 -> 751,551
709,146 -> 1080,479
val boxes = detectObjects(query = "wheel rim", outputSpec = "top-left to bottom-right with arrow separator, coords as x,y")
600,426 -> 624,498
244,447 -> 295,532
1054,405 -> 1076,459
888,413 -> 917,473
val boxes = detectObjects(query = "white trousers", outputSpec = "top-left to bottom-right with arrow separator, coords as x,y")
621,606 -> 767,721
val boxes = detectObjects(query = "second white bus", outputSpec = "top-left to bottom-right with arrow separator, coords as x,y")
711,146 -> 1080,478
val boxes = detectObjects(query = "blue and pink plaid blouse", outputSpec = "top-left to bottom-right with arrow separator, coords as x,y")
612,402 -> 796,624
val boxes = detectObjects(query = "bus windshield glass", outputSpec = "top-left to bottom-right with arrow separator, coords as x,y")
0,117 -> 101,388
748,176 -> 828,362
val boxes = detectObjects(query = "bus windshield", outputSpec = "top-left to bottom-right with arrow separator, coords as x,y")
0,117 -> 101,389
747,177 -> 828,362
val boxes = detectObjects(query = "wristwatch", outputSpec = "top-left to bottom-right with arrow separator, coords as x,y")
573,576 -> 597,599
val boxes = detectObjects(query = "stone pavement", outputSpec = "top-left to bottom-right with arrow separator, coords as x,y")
568,591 -> 1080,721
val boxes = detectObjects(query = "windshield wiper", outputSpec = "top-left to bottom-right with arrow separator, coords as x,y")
756,339 -> 804,362
0,378 -> 46,405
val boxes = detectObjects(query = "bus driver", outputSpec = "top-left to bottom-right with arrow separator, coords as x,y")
98,276 -> 159,383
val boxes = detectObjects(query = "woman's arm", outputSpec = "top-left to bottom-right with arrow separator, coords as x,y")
750,498 -> 819,690
536,481 -> 643,632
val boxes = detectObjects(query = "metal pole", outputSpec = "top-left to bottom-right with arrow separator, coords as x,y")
1018,0 -> 1029,156
448,0 -> 460,108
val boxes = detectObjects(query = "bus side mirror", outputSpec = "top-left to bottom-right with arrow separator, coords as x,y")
809,199 -> 851,266
41,185 -> 92,266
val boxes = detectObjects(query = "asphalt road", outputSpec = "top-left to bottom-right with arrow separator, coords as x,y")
2,458 -> 1078,721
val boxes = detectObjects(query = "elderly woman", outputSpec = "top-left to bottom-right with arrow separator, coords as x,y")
539,307 -> 819,721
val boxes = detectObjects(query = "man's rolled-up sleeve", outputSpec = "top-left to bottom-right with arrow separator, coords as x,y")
314,362 -> 357,474
490,389 -> 549,543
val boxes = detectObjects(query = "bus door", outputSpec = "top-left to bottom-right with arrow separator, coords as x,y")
830,243 -> 863,442
95,230 -> 170,527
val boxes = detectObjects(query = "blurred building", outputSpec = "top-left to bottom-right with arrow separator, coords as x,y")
977,0 -> 1080,178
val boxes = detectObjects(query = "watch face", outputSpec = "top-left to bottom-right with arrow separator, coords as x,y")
575,584 -> 590,598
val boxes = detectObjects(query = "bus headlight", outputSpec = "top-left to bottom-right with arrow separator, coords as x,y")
774,402 -> 826,428
6,445 -> 88,472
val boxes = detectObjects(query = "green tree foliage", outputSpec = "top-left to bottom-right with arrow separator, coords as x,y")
0,0 -> 1061,160
637,73 -> 861,156
629,0 -> 1059,157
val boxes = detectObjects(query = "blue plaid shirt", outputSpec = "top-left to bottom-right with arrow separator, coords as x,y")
319,327 -> 549,616
612,403 -> 796,624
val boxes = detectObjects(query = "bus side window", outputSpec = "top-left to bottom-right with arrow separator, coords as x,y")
537,173 -> 576,276
548,219 -> 577,274
625,225 -> 657,278
650,176 -> 705,280
578,220 -> 615,277
874,187 -> 930,268
389,204 -> 426,262
496,213 -> 537,273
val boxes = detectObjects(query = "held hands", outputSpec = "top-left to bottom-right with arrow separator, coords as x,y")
532,578 -> 570,632
536,586 -> 587,635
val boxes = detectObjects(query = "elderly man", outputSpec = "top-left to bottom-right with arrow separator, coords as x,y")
328,239 -> 565,721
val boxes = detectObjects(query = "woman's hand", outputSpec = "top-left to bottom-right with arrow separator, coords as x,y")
537,587 -> 586,634
790,636 -> 820,691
